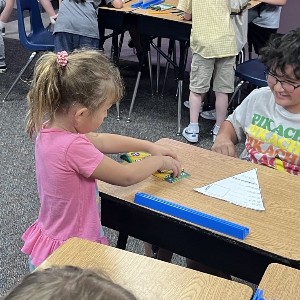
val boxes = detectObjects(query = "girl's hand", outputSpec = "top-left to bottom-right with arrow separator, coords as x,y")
148,144 -> 178,160
159,156 -> 182,177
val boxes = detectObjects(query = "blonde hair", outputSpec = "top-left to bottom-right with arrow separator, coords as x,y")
3,266 -> 137,300
25,49 -> 124,137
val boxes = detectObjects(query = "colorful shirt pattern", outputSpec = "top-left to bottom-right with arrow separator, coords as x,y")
227,87 -> 300,175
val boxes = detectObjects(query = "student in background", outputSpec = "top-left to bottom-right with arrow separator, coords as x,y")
0,0 -> 5,73
40,0 -> 123,52
248,0 -> 287,56
0,0 -> 15,73
180,0 -> 238,143
22,49 -> 181,270
3,265 -> 137,300
212,28 -> 300,175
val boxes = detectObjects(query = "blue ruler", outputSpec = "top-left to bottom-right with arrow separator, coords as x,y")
134,193 -> 250,240
252,288 -> 265,300
131,0 -> 164,9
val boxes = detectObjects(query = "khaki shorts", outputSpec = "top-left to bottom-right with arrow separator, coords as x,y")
189,53 -> 236,94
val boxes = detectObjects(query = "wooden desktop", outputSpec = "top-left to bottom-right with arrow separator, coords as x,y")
39,238 -> 253,300
98,138 -> 300,284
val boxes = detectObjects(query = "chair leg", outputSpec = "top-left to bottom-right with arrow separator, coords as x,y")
147,50 -> 153,95
127,71 -> 142,123
3,52 -> 37,102
177,80 -> 183,135
156,37 -> 161,94
161,39 -> 175,97
116,101 -> 120,121
228,80 -> 245,109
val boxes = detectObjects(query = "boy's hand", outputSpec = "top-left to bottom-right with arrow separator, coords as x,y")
211,137 -> 237,158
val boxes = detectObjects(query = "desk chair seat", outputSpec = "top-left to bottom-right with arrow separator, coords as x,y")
3,0 -> 54,102
229,59 -> 268,108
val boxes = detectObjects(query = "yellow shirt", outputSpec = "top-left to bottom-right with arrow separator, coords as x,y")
177,0 -> 237,58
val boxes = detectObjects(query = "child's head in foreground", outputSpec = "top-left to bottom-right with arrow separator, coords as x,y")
260,28 -> 300,113
3,265 -> 137,300
26,49 -> 124,137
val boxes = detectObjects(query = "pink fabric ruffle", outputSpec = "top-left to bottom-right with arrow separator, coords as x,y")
21,222 -> 108,266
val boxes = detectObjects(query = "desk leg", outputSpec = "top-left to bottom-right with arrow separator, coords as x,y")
127,36 -> 153,122
161,39 -> 175,97
116,232 -> 129,250
176,40 -> 189,135
156,37 -> 162,94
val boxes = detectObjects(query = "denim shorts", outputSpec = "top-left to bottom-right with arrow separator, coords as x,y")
54,32 -> 99,53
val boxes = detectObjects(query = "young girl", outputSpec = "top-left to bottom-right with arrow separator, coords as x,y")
22,49 -> 181,269
39,0 -> 123,52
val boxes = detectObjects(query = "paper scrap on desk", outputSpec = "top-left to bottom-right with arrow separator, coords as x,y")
194,169 -> 265,211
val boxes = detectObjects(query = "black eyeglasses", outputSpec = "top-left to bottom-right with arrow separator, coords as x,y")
265,71 -> 300,93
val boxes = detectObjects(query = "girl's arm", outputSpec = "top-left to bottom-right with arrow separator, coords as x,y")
91,153 -> 182,186
211,121 -> 238,157
86,133 -> 178,159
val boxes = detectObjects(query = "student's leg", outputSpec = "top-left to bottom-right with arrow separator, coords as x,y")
0,27 -> 5,71
128,27 -> 143,57
212,56 -> 235,140
182,53 -> 213,143
248,22 -> 277,55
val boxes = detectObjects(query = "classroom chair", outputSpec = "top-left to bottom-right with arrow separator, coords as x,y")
3,0 -> 54,102
228,58 -> 268,109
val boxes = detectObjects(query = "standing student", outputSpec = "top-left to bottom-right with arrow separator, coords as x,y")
40,0 -> 123,53
179,0 -> 238,143
248,0 -> 287,55
0,0 -> 5,73
212,28 -> 300,176
0,0 -> 15,73
22,49 -> 181,270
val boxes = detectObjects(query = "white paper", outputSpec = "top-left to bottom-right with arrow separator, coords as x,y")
194,169 -> 265,211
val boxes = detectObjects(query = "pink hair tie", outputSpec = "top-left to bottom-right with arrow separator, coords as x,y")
56,51 -> 68,67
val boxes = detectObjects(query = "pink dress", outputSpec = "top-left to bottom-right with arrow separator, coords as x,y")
22,128 -> 108,266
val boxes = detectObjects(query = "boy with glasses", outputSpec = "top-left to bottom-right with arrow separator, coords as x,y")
212,28 -> 300,175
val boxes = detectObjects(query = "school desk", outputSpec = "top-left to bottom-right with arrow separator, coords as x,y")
98,138 -> 300,285
258,263 -> 300,299
39,237 -> 253,300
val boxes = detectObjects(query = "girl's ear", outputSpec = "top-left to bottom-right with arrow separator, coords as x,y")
74,107 -> 89,123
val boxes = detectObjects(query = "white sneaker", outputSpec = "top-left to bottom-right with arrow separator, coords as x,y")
212,124 -> 220,142
201,109 -> 216,120
183,101 -> 190,108
182,127 -> 199,143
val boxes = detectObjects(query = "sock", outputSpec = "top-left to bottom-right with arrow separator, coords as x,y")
0,21 -> 6,30
187,123 -> 199,133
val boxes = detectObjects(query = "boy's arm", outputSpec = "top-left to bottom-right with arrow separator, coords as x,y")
211,121 -> 238,157
86,133 -> 178,159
